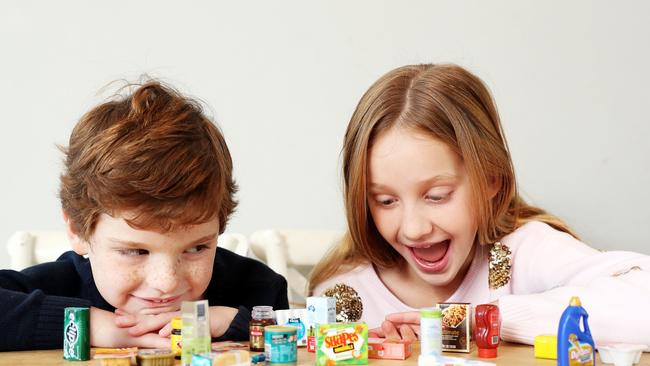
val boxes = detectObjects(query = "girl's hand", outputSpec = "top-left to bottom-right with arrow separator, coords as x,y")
114,308 -> 179,337
368,311 -> 421,341
91,307 -> 169,348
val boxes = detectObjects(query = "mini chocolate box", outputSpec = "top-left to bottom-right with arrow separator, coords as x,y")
316,323 -> 368,365
437,303 -> 472,353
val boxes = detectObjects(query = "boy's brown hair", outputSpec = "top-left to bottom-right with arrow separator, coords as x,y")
60,81 -> 237,240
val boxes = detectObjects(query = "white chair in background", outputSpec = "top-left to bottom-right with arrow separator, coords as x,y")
6,230 -> 250,271
249,229 -> 343,307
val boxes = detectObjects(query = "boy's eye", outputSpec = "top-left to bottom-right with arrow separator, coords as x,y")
118,248 -> 149,256
185,244 -> 209,254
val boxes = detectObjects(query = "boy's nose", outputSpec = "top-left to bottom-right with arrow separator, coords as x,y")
401,206 -> 433,242
147,259 -> 180,294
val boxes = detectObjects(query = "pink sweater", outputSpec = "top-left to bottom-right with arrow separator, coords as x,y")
313,221 -> 650,347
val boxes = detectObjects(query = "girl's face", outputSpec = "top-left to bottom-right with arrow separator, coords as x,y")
67,212 -> 218,315
367,126 -> 477,287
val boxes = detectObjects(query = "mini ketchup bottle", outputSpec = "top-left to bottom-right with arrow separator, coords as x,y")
474,304 -> 501,358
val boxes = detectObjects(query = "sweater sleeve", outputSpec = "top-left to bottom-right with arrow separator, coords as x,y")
0,268 -> 92,351
499,223 -> 650,346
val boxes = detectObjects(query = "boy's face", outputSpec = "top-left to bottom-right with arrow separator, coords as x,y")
68,212 -> 219,315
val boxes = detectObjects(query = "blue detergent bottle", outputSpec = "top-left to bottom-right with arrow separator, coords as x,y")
557,296 -> 596,366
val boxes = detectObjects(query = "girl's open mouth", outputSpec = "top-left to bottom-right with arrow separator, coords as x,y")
408,239 -> 451,273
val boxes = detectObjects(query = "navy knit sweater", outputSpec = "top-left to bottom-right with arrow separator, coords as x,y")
0,248 -> 289,351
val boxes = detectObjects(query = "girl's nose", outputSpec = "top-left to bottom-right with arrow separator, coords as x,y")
401,205 -> 434,242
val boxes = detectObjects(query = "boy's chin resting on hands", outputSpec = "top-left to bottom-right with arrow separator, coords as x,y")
112,305 -> 239,341
90,307 -> 169,349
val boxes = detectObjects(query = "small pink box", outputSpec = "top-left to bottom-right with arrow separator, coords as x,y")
368,338 -> 413,360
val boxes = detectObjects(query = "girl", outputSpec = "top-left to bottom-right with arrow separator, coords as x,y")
310,64 -> 650,346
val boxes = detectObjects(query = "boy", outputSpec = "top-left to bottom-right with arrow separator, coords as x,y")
0,81 -> 289,351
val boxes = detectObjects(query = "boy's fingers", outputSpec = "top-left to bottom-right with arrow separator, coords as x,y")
385,311 -> 420,325
114,309 -> 126,316
114,314 -> 136,328
128,314 -> 173,336
133,333 -> 169,349
159,322 -> 172,337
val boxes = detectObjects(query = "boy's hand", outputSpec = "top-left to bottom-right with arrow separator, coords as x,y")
91,307 -> 169,348
118,305 -> 238,339
368,311 -> 420,341
114,308 -> 179,337
157,306 -> 237,338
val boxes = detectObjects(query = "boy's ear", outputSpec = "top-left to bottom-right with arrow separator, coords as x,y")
62,210 -> 89,255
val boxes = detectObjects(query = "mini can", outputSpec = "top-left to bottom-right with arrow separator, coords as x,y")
264,325 -> 298,365
63,307 -> 90,361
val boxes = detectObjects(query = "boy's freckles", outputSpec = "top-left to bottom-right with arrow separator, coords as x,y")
85,212 -> 219,314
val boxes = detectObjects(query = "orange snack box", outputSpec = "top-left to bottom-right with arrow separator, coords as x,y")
368,338 -> 412,360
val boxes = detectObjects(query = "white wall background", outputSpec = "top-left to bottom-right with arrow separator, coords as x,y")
1,1 -> 649,269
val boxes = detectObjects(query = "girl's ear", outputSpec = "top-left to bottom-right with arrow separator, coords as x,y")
488,176 -> 502,200
63,210 -> 89,255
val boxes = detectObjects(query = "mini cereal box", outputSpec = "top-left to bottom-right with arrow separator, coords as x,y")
437,303 -> 472,353
316,323 -> 368,365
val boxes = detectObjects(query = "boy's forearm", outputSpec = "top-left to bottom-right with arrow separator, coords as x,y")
0,288 -> 91,351
212,306 -> 250,341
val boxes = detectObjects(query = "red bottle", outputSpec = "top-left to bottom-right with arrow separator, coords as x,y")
474,304 -> 500,358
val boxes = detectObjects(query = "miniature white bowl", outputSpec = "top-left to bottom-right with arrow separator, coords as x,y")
598,344 -> 647,366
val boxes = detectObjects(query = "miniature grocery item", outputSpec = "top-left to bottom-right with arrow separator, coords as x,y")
171,316 -> 182,357
63,307 -> 90,361
420,307 -> 442,357
306,296 -> 337,352
93,347 -> 138,366
534,334 -> 557,359
557,296 -> 595,366
250,305 -> 276,352
368,338 -> 412,360
190,350 -> 250,366
316,322 -> 368,365
437,303 -> 472,353
276,308 -> 308,346
264,325 -> 298,364
598,344 -> 646,366
474,304 -> 500,358
181,300 -> 211,366
137,349 -> 175,366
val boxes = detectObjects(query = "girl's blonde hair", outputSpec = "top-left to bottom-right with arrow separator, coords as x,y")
309,64 -> 576,293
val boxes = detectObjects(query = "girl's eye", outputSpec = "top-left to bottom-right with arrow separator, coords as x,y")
426,190 -> 452,203
118,248 -> 148,256
185,244 -> 209,254
374,196 -> 397,206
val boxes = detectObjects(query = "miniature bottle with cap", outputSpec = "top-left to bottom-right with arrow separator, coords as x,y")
249,305 -> 276,352
420,307 -> 442,356
474,304 -> 500,358
557,296 -> 595,366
